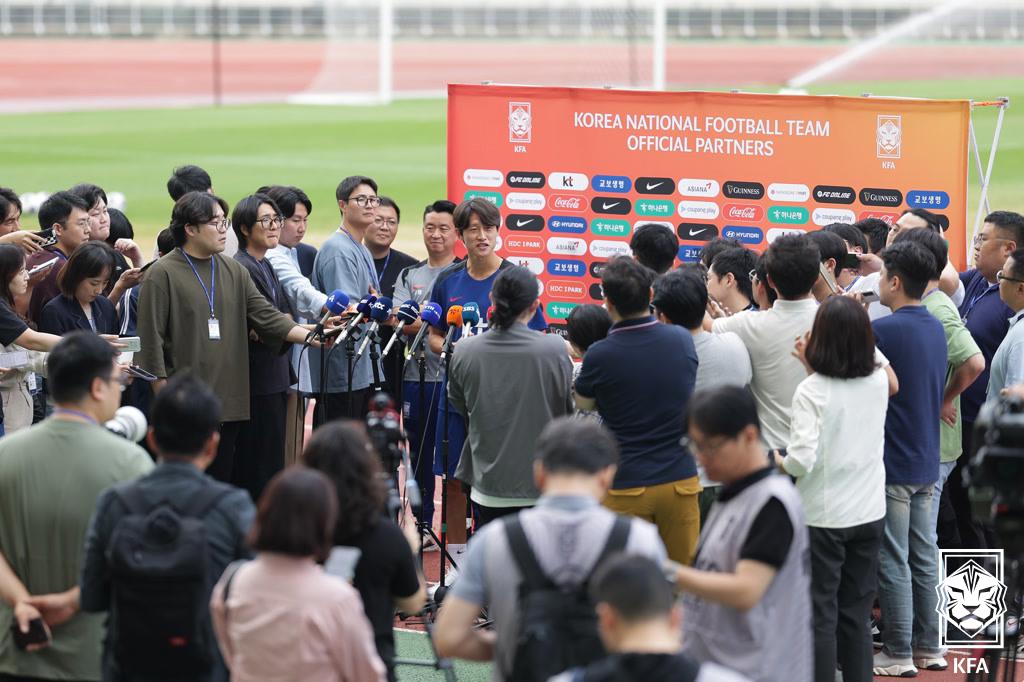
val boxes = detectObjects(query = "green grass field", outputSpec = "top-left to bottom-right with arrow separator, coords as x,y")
1,77 -> 1020,260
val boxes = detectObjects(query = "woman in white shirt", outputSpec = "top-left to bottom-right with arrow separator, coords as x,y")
777,295 -> 898,682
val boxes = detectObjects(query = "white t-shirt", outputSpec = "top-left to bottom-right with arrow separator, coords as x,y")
711,298 -> 818,450
784,350 -> 891,528
692,330 -> 753,487
848,271 -> 966,320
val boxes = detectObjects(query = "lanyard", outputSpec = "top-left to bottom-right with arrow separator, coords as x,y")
922,287 -> 940,301
962,282 -> 998,323
339,226 -> 380,290
179,248 -> 216,319
608,318 -> 658,335
52,408 -> 98,425
376,251 -> 392,281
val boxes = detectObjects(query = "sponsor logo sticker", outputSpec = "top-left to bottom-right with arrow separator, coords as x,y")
463,169 -> 503,188
858,211 -> 900,226
859,187 -> 904,208
509,102 -> 532,144
907,190 -> 950,210
506,214 -> 544,232
589,240 -> 632,258
503,235 -> 544,255
812,208 -> 856,226
591,219 -> 630,237
546,302 -> 580,320
589,262 -> 608,278
548,172 -> 589,192
547,259 -> 586,278
767,227 -> 806,243
635,200 -> 675,217
678,178 -> 721,198
547,280 -> 587,300
723,181 -> 765,200
548,216 -> 588,234
768,206 -> 810,225
549,194 -> 587,213
547,237 -> 588,256
591,197 -> 632,215
678,223 -> 719,242
812,185 -> 856,205
507,256 -> 544,275
634,221 -> 673,231
593,175 -> 632,193
463,190 -> 502,207
505,171 -> 545,189
678,201 -> 720,220
722,204 -> 763,222
635,177 -> 675,195
588,283 -> 605,301
678,245 -> 704,263
767,183 -> 810,203
722,226 -> 764,245
505,192 -> 545,211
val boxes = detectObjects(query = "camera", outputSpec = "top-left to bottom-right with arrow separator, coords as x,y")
365,392 -> 421,517
968,396 -> 1024,555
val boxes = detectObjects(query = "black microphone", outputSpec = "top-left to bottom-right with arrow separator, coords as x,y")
337,294 -> 377,343
305,290 -> 349,346
355,297 -> 393,360
381,300 -> 420,357
406,302 -> 442,358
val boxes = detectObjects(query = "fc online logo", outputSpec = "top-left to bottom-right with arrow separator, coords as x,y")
877,115 -> 902,159
936,550 -> 1007,649
509,102 -> 532,144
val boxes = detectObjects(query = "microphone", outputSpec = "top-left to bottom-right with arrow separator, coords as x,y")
438,305 -> 463,369
406,302 -> 442,357
306,290 -> 349,346
337,294 -> 377,343
461,301 -> 481,337
381,300 -> 420,357
355,296 -> 393,359
104,406 -> 147,442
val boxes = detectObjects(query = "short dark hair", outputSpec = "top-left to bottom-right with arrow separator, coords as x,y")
566,304 -> 612,353
900,208 -> 943,233
807,230 -> 848,278
590,554 -> 674,623
687,385 -> 760,438
250,468 -> 337,563
880,241 -> 934,300
804,296 -> 878,379
700,237 -> 743,269
536,418 -> 619,474
232,193 -> 280,250
822,222 -> 868,254
0,245 -> 26,311
754,251 -> 777,306
1008,248 -> 1024,281
259,185 -> 312,220
335,175 -> 378,203
38,191 -> 89,231
710,246 -> 757,302
490,266 -> 538,331
68,183 -> 108,212
423,200 -> 456,220
764,234 -> 820,299
106,208 -> 134,245
151,372 -> 222,456
652,267 -> 706,330
453,198 -> 501,234
630,224 -> 678,275
377,196 -> 400,223
986,210 -> 1024,249
167,165 -> 212,201
854,218 -> 890,255
47,331 -> 117,404
169,192 -> 229,247
0,188 -> 21,222
302,420 -> 387,544
58,241 -> 116,298
601,256 -> 653,317
156,228 -> 175,257
893,227 -> 947,281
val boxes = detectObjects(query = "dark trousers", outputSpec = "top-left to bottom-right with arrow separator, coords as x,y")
312,389 -> 370,428
404,379 -> 441,526
947,424 -> 993,548
475,504 -> 530,528
809,519 -> 884,682
207,420 -> 243,483
235,391 -> 288,502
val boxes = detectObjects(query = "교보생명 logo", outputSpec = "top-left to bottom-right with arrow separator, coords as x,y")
936,550 -> 1007,649
509,102 -> 532,144
877,115 -> 902,159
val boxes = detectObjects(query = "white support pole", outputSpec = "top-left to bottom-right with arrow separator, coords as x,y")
970,101 -> 1009,257
968,118 -> 991,218
378,0 -> 393,104
652,0 -> 666,91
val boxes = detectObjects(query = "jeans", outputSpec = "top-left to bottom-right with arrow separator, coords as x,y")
930,460 -> 957,548
878,483 -> 942,659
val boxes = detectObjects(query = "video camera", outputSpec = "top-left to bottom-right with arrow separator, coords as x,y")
968,396 -> 1024,555
365,392 -> 420,518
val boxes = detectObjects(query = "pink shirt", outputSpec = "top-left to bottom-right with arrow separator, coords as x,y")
211,554 -> 386,682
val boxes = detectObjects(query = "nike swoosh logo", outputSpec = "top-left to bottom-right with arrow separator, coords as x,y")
602,202 -> 620,210
688,227 -> 708,236
516,219 -> 535,227
645,182 -> 664,190
449,296 -> 463,302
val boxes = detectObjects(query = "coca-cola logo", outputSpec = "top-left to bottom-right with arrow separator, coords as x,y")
548,194 -> 585,212
723,204 -> 764,222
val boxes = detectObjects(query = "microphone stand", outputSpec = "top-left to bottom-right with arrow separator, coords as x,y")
437,345 -> 457,590
368,328 -> 385,396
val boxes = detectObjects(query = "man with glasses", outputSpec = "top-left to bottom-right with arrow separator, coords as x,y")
988,248 -> 1024,404
310,175 -> 385,424
0,332 -> 152,682
25,191 -> 93,326
137,192 -> 314,483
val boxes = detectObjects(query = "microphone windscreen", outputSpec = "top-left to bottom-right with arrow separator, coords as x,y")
446,305 -> 464,327
421,302 -> 443,326
461,302 -> 481,326
325,290 -> 349,314
396,301 -> 419,324
356,295 -> 377,314
369,297 -> 393,321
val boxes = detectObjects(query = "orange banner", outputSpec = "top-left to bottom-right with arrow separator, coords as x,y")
447,84 -> 970,326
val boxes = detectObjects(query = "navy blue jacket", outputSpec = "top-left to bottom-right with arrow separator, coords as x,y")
39,294 -> 120,336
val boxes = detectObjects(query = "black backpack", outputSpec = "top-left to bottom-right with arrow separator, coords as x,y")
106,482 -> 224,680
503,514 -> 631,682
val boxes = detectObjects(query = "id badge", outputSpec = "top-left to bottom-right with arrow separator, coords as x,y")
208,317 -> 221,340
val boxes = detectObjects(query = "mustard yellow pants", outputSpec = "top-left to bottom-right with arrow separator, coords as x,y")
604,476 -> 701,565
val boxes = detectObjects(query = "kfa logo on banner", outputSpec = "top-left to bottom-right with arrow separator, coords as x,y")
509,102 -> 532,149
935,549 -> 1007,655
877,115 -> 902,160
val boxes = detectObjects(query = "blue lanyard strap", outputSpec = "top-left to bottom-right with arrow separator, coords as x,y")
52,408 -> 98,425
963,282 -> 998,322
339,226 -> 380,291
179,248 -> 216,318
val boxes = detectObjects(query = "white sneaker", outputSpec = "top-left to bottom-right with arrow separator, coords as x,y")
873,651 -> 918,677
912,650 -> 947,671
421,535 -> 440,553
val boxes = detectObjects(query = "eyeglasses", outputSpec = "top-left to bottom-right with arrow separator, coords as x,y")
997,271 -> 1024,284
680,435 -> 730,456
256,215 -> 284,229
748,269 -> 758,283
349,195 -> 382,208
67,218 -> 91,230
974,233 -> 1007,246
373,218 -> 399,229
204,219 -> 230,232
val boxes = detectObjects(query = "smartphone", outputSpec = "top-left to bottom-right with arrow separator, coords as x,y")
27,257 -> 59,278
860,291 -> 881,304
11,618 -> 49,650
126,365 -> 158,382
0,350 -> 29,369
818,262 -> 838,295
119,336 -> 142,353
842,253 -> 862,270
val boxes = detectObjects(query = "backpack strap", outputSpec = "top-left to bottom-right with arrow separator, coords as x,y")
585,516 -> 631,584
181,482 -> 226,519
504,516 -> 554,590
112,483 -> 153,516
